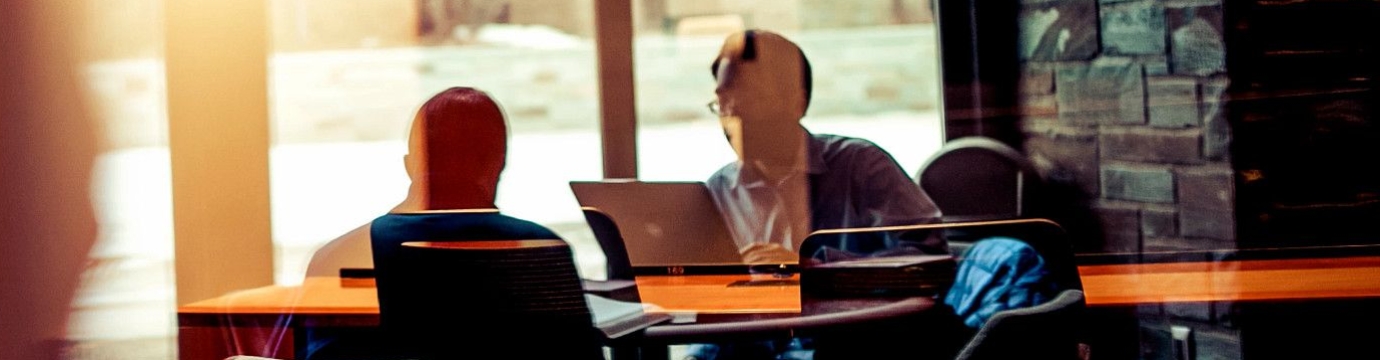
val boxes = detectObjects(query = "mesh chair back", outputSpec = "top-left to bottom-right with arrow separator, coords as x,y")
916,136 -> 1043,221
800,219 -> 1082,293
377,239 -> 605,360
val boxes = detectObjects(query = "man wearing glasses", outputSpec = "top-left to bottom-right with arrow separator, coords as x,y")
705,29 -> 949,268
692,29 -> 951,360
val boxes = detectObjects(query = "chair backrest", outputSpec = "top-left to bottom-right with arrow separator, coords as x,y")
582,207 -> 636,281
800,219 -> 1082,291
797,218 -> 1082,305
916,136 -> 1043,221
941,218 -> 1082,292
954,289 -> 1086,360
377,239 -> 606,360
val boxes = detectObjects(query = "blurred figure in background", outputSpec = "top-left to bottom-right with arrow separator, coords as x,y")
1,2 -> 102,360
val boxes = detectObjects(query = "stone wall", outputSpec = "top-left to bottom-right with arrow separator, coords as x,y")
1008,1 -> 1380,358
1015,0 -> 1233,255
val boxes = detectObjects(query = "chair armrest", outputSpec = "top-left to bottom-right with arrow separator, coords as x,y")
637,297 -> 934,344
583,279 -> 640,302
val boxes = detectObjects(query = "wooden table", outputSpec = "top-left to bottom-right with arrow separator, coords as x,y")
178,274 -> 836,360
178,275 -> 804,324
1077,256 -> 1380,305
178,256 -> 1380,360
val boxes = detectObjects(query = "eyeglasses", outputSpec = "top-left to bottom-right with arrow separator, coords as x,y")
707,100 -> 721,116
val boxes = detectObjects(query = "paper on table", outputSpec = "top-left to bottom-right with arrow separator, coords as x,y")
585,294 -> 674,338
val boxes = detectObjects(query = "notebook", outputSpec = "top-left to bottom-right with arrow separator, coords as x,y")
585,294 -> 674,338
571,180 -> 780,275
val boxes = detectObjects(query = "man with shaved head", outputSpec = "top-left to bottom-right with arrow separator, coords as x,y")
305,87 -> 573,360
692,29 -> 954,360
306,86 -> 555,280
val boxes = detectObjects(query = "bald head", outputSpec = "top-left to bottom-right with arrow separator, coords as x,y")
710,29 -> 812,166
405,87 -> 508,210
710,29 -> 813,115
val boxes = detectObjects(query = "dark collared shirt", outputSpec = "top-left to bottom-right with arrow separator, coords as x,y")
707,132 -> 948,259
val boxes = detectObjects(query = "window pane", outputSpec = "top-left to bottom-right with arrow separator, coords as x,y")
68,0 -> 176,359
268,0 -> 605,284
633,0 -> 944,182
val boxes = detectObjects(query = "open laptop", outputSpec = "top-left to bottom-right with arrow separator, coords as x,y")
571,180 -> 797,276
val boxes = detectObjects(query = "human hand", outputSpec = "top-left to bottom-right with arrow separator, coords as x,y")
739,243 -> 798,264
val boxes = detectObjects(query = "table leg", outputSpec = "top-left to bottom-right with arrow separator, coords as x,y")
178,325 -> 294,360
641,345 -> 670,360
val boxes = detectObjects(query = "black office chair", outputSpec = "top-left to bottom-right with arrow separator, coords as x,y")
797,222 -> 959,301
916,136 -> 1043,220
582,207 -> 686,360
580,207 -> 641,302
799,218 -> 1081,292
954,289 -> 1087,360
799,219 -> 1084,360
940,218 -> 1082,292
940,221 -> 1088,360
917,137 -> 1045,256
583,207 -> 636,282
377,239 -> 607,360
797,221 -> 971,360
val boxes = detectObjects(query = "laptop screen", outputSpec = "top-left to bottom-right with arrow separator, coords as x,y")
571,180 -> 796,275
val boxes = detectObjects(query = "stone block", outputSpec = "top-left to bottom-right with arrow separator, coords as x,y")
1018,0 -> 1099,61
1143,236 -> 1187,252
1142,206 -> 1178,238
1100,129 -> 1203,164
1019,94 -> 1059,116
865,82 -> 902,101
1166,0 -> 1221,7
1021,68 -> 1055,95
1142,323 -> 1243,360
666,1 -> 732,17
1094,203 -> 1142,252
1179,168 -> 1233,211
1213,301 -> 1235,327
1195,326 -> 1244,360
1181,207 -> 1235,241
1168,6 -> 1226,76
1140,324 -> 1177,360
1145,58 -> 1171,76
1026,133 -> 1101,196
1147,77 -> 1201,128
1166,302 -> 1213,322
1145,236 -> 1234,252
1020,116 -> 1062,136
1201,76 -> 1231,160
1057,62 -> 1146,126
1102,165 -> 1175,203
1138,303 -> 1164,317
1101,0 -> 1167,55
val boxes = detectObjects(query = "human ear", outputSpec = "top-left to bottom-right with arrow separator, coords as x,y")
403,154 -> 417,181
720,115 -> 745,160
